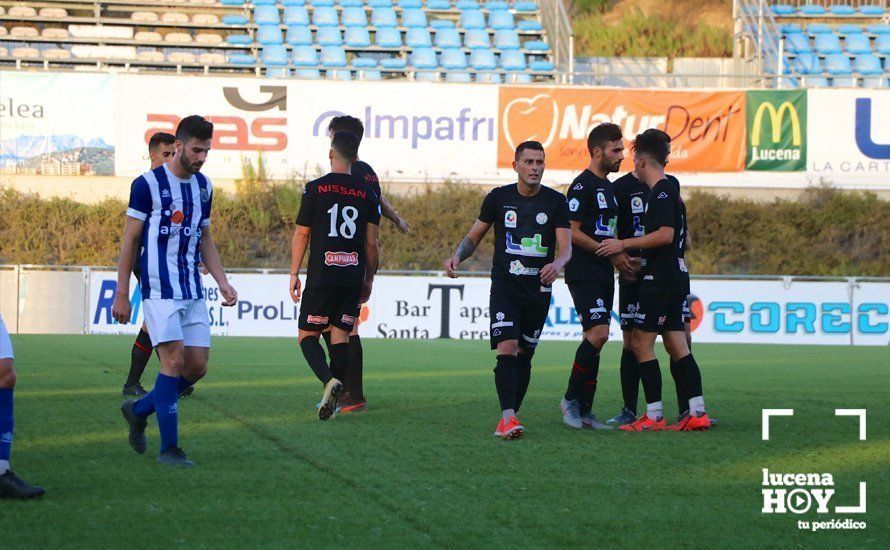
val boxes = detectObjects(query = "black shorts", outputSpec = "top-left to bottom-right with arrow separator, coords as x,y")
489,289 -> 550,352
568,277 -> 614,330
618,279 -> 640,332
298,286 -> 362,332
634,293 -> 687,334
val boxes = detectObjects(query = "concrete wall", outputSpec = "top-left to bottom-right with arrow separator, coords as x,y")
0,268 -> 86,334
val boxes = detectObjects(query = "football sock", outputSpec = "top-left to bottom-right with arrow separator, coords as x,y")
689,396 -> 706,416
321,331 -> 332,353
494,354 -> 518,413
620,347 -> 640,415
646,401 -> 663,421
564,339 -> 596,402
514,353 -> 532,412
0,388 -> 13,472
575,341 -> 601,416
125,329 -> 153,387
178,375 -> 196,394
346,334 -> 364,400
300,336 -> 333,385
502,408 -> 516,422
676,353 -> 704,413
669,359 -> 688,417
638,358 -> 662,407
153,373 -> 180,452
329,343 -> 349,383
133,388 -> 156,417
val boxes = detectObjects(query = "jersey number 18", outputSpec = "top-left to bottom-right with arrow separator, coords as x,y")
327,204 -> 358,239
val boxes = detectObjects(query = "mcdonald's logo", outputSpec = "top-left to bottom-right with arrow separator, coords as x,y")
751,101 -> 801,147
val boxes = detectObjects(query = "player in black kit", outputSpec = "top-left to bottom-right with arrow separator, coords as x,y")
444,141 -> 571,440
561,123 -> 636,431
597,131 -> 710,431
290,132 -> 380,421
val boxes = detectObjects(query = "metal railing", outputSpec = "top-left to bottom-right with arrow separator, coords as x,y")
765,0 -> 887,9
734,0 -> 787,83
538,0 -> 573,79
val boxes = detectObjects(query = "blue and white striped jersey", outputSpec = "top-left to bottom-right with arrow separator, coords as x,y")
126,164 -> 212,300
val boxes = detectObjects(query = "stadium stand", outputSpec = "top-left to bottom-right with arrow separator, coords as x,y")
0,0 -> 557,82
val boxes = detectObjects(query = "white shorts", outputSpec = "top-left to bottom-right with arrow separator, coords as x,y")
0,314 -> 13,360
142,299 -> 211,348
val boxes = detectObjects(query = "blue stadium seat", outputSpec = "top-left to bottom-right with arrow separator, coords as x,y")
441,48 -> 467,69
484,1 -> 509,11
771,4 -> 795,15
372,8 -> 398,28
226,33 -> 253,45
803,76 -> 829,86
435,28 -> 461,48
292,45 -> 319,66
380,57 -> 408,69
376,27 -> 402,47
500,50 -> 526,70
524,40 -> 549,51
470,49 -> 497,70
794,52 -> 822,74
287,25 -> 313,45
410,47 -> 438,69
353,57 -> 378,68
295,68 -> 322,79
317,27 -> 343,46
398,0 -> 423,7
254,6 -> 280,25
489,11 -> 515,30
313,7 -> 339,27
456,0 -> 479,9
261,44 -> 288,66
321,46 -> 348,66
493,30 -> 520,50
284,6 -> 310,25
837,24 -> 863,35
220,0 -> 245,5
257,25 -> 283,45
806,24 -> 832,35
876,34 -> 890,54
825,53 -> 852,74
815,34 -> 842,54
427,0 -> 452,9
282,0 -> 307,5
477,72 -> 501,83
513,1 -> 537,12
266,67 -> 291,78
800,4 -> 827,15
446,72 -> 472,82
854,53 -> 883,73
255,0 -> 277,4
310,0 -> 335,5
327,69 -> 352,80
345,27 -> 371,47
779,23 -> 802,34
342,7 -> 367,27
415,71 -> 439,81
460,10 -> 486,30
228,53 -> 256,65
868,24 -> 890,34
860,5 -> 885,16
403,9 -> 428,28
406,28 -> 432,48
222,14 -> 249,25
339,0 -> 364,7
785,32 -> 812,54
367,0 -> 392,7
359,69 -> 383,80
430,19 -> 455,29
517,19 -> 544,32
845,34 -> 872,54
829,5 -> 856,16
464,29 -> 490,49
529,59 -> 553,71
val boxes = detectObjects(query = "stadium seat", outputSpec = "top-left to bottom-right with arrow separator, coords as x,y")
771,4 -> 795,16
220,0 -> 246,5
398,0 -> 423,8
135,31 -> 162,42
359,69 -> 383,80
43,28 -> 70,39
446,72 -> 472,82
825,53 -> 852,74
266,67 -> 291,78
198,52 -> 226,64
860,5 -> 885,15
192,14 -> 220,25
255,0 -> 277,5
165,32 -> 193,44
197,33 -> 224,45
10,26 -> 39,39
427,0 -> 452,9
493,30 -> 520,50
469,49 -> 497,70
799,4 -> 827,16
283,0 -> 307,5
803,76 -> 829,86
415,71 -> 439,82
500,50 -> 526,70
403,9 -> 428,28
529,59 -> 554,71
13,47 -> 41,59
476,72 -> 501,83
815,34 -> 842,54
484,1 -> 509,11
44,48 -> 72,60
339,0 -> 364,7
286,25 -> 313,45
131,11 -> 159,23
465,29 -> 490,49
785,32 -> 812,54
435,28 -> 461,48
380,57 -> 408,69
327,69 -> 353,80
284,7 -> 310,25
875,34 -> 890,54
318,27 -> 343,46
39,7 -> 67,18
376,27 -> 402,47
226,33 -> 253,45
228,53 -> 256,65
524,40 -> 550,52
353,57 -> 378,68
828,5 -> 856,16
441,48 -> 467,69
8,6 -> 36,16
410,47 -> 438,69
367,0 -> 393,7
345,27 -> 371,47
222,14 -> 249,25
342,7 -> 367,27
162,13 -> 189,24
854,53 -> 883,77
295,68 -> 321,79
261,45 -> 288,66
513,1 -> 537,12
509,72 -> 532,83
489,11 -> 515,30
837,24 -> 863,36
779,23 -> 802,34
321,46 -> 347,66
406,28 -> 432,48
254,6 -> 280,25
257,25 -> 283,45
806,24 -> 832,35
314,7 -> 339,27
430,19 -> 455,29
794,52 -> 822,74
456,0 -> 479,9
311,0 -> 335,5
460,10 -> 487,30
844,34 -> 872,54
517,20 -> 544,32
867,25 -> 890,35
292,45 -> 319,66
372,9 -> 398,28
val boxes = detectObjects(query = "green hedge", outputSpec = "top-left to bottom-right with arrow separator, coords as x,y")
0,184 -> 887,276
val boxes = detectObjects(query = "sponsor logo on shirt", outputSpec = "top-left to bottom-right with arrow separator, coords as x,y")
631,196 -> 644,213
505,232 -> 548,257
597,192 -> 608,209
317,184 -> 367,198
505,210 -> 517,228
200,188 -> 210,203
678,258 -> 688,272
324,251 -> 360,267
536,212 -> 548,225
307,315 -> 329,324
491,311 -> 514,329
161,189 -> 171,198
568,198 -> 580,212
572,183 -> 583,191
657,192 -> 669,199
509,260 -> 540,276
169,210 -> 184,224
658,315 -> 667,325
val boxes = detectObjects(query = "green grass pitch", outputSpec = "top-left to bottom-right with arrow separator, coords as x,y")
1,335 -> 887,548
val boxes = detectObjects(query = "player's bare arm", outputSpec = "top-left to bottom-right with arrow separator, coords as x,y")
444,219 -> 491,278
362,222 -> 379,302
379,193 -> 410,233
289,224 -> 311,302
199,227 -> 238,306
539,227 -> 572,285
595,226 -> 674,257
112,216 -> 145,324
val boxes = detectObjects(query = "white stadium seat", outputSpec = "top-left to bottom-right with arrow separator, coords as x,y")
161,13 -> 190,24
164,32 -> 194,44
131,12 -> 159,23
0,47 -> 7,56
0,27 -> 8,37
198,52 -> 226,64
195,33 -> 223,45
11,27 -> 40,39
9,6 -> 37,18
42,28 -> 70,39
39,8 -> 68,18
167,52 -> 197,63
69,25 -> 134,39
44,48 -> 72,59
192,14 -> 220,25
136,50 -> 166,62
135,31 -> 163,43
12,47 -> 41,58
71,45 -> 137,60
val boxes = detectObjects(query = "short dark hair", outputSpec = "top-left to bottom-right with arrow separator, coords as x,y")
175,115 -> 214,143
328,115 -> 364,145
633,131 -> 670,168
331,131 -> 359,162
586,123 -> 623,155
148,132 -> 175,152
514,140 -> 545,161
